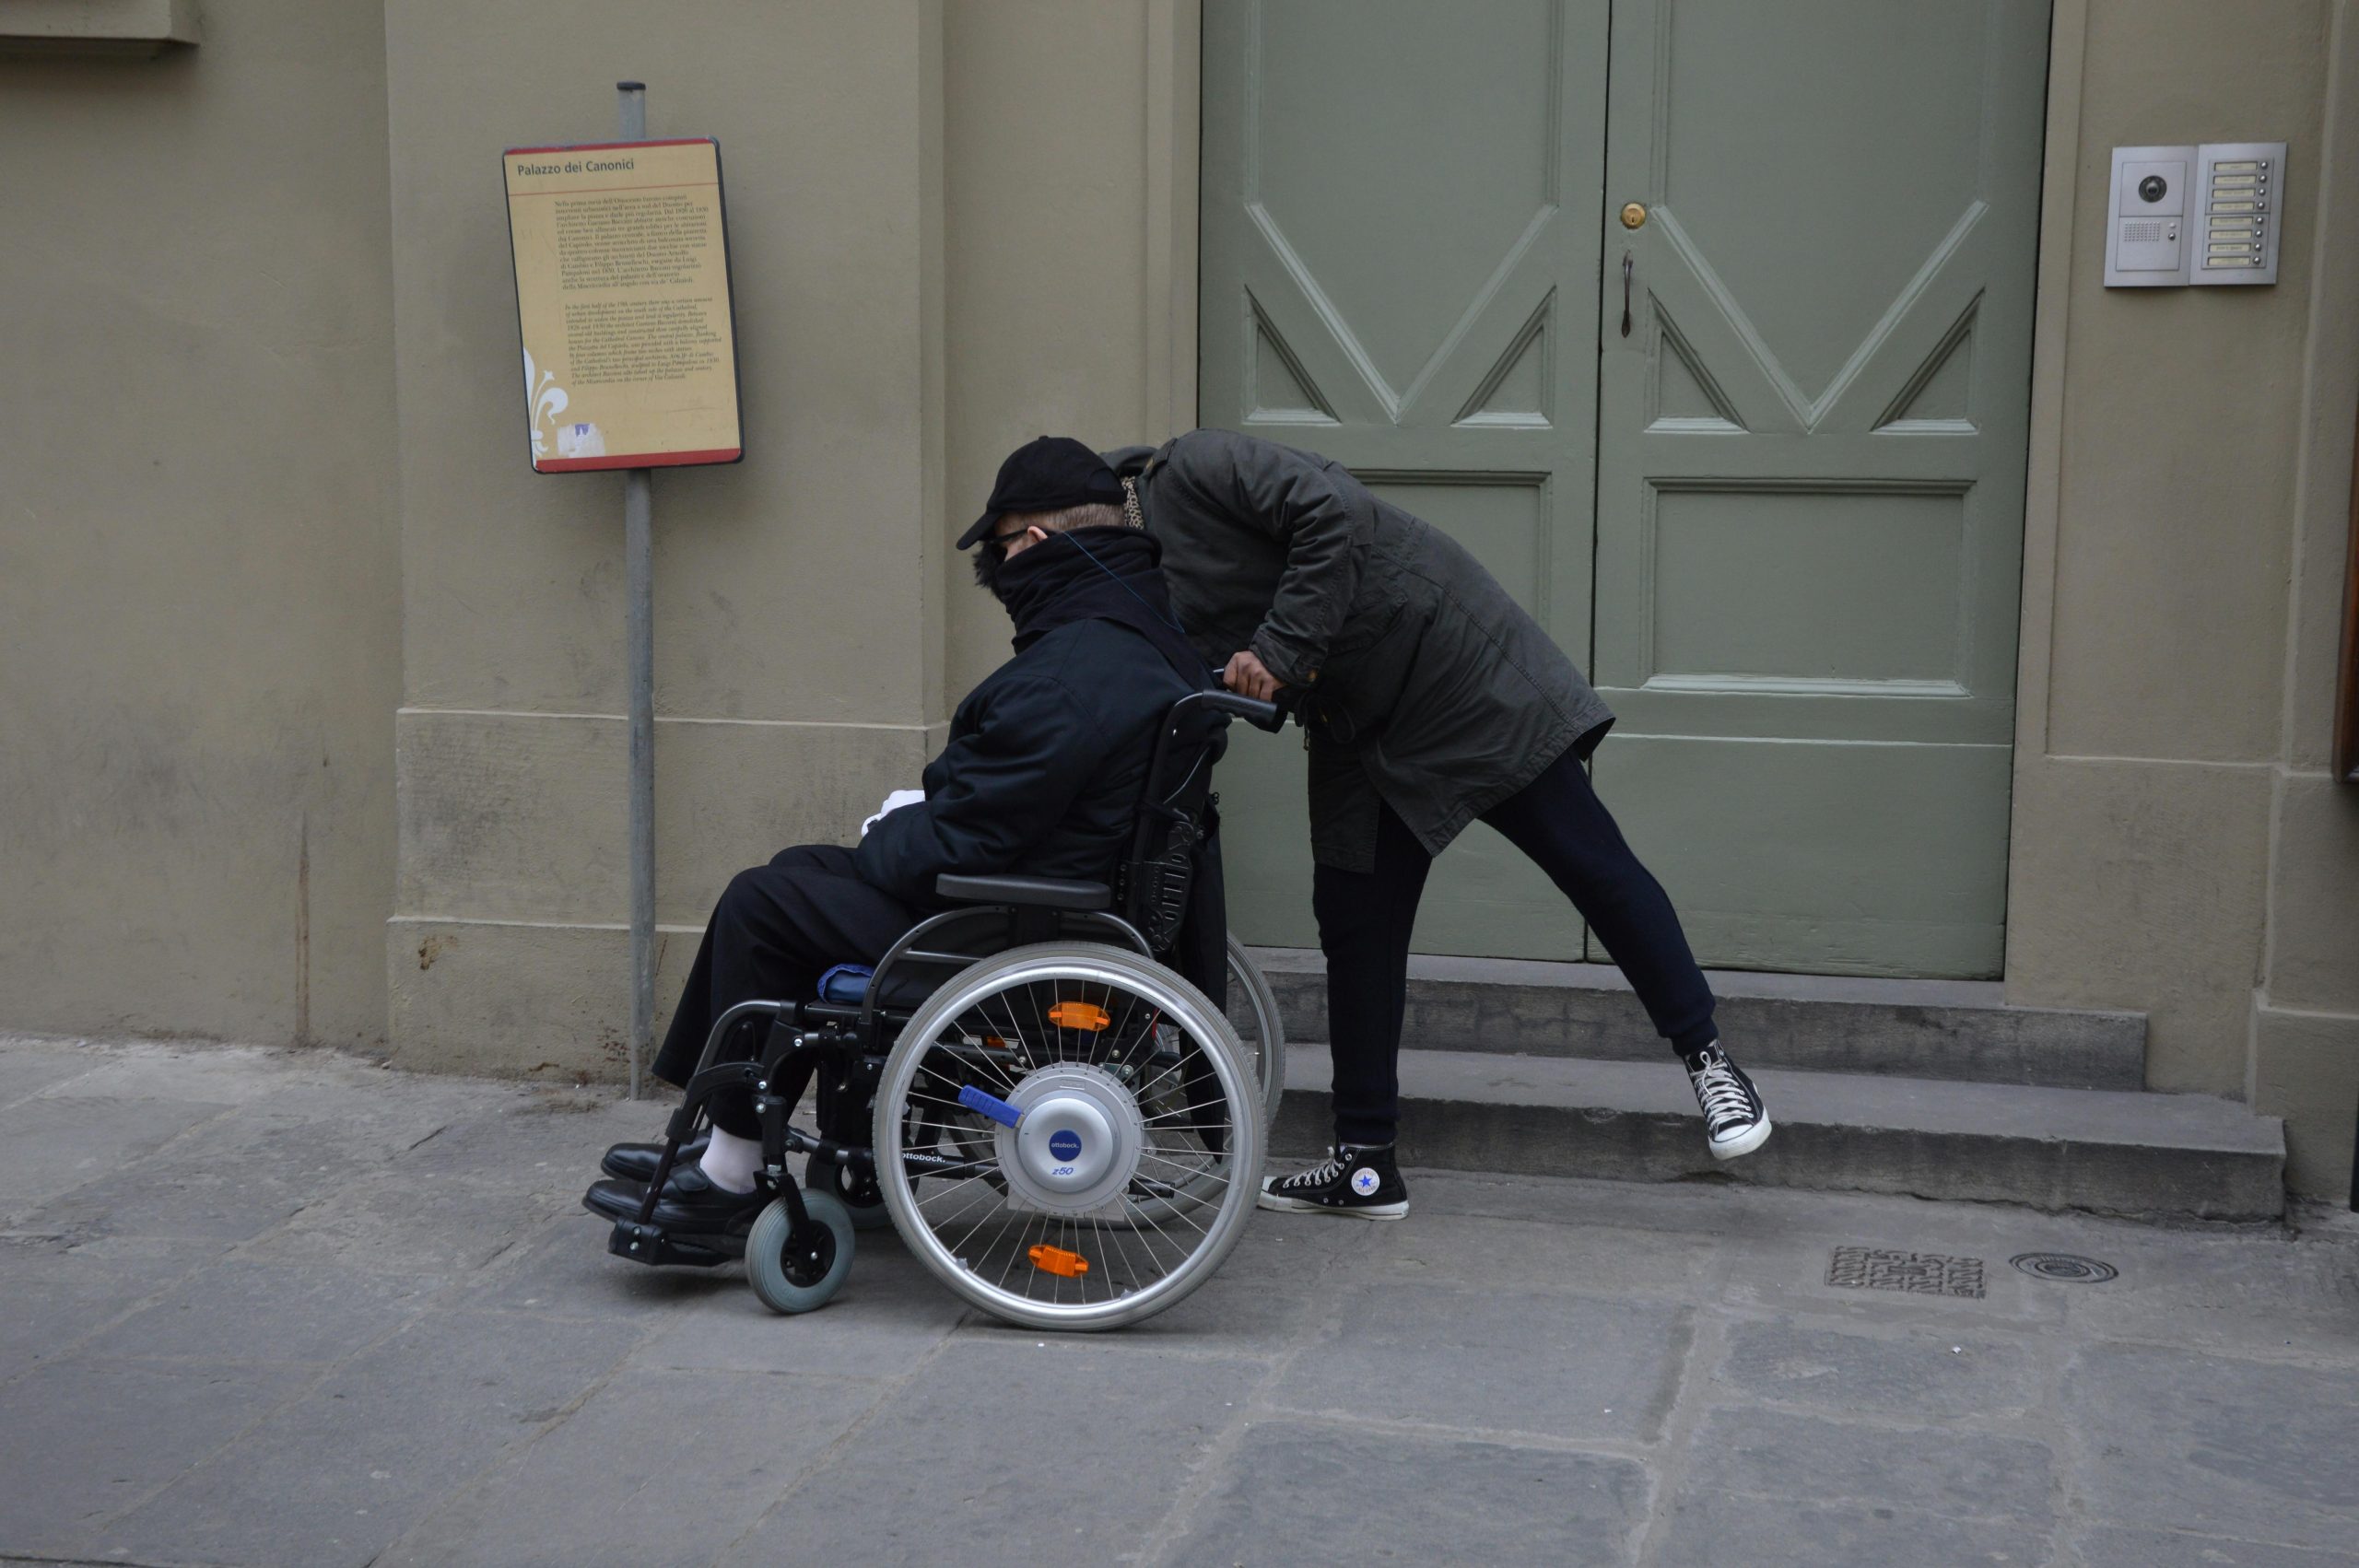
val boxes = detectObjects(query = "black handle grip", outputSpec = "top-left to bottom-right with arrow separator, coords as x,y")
1197,688 -> 1286,732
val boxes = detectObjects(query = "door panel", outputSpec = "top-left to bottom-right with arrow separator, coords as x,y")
1647,486 -> 1970,686
1590,0 -> 2049,977
1201,0 -> 2047,979
1200,0 -> 1610,958
1595,733 -> 2016,973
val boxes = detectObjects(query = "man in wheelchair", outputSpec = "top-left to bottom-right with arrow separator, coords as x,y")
582,437 -> 1222,1257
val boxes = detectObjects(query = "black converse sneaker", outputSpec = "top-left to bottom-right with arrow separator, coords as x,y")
1683,1042 -> 1772,1160
1257,1142 -> 1408,1219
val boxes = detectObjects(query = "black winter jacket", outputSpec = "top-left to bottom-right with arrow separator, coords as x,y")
853,616 -> 1195,907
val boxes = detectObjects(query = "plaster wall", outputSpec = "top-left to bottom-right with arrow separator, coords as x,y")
381,0 -> 949,1077
943,0 -> 1200,698
2251,0 -> 2359,1198
0,0 -> 400,1049
2010,0 -> 2359,1195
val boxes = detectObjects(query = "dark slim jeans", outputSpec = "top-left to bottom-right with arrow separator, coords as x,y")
1312,744 -> 1718,1146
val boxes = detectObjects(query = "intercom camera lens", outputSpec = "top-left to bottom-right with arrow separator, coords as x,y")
2137,174 -> 2167,203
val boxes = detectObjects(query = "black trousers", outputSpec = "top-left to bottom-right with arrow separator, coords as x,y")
1313,744 -> 1718,1147
651,844 -> 920,1139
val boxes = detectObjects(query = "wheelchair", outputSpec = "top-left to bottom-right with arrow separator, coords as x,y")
604,688 -> 1289,1332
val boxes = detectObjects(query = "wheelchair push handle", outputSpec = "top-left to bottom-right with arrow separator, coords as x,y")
1197,687 -> 1288,732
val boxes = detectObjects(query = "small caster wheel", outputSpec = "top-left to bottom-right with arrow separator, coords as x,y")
806,1152 -> 891,1232
747,1189 -> 854,1314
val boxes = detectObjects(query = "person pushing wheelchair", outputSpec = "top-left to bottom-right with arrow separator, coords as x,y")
1086,427 -> 1775,1221
584,438 -> 1217,1256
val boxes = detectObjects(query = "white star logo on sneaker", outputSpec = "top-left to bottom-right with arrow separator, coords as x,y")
1351,1167 -> 1380,1196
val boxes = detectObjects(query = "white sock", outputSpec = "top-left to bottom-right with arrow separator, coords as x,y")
698,1128 -> 762,1194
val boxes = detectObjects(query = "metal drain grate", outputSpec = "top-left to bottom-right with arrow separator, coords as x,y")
1826,1246 -> 1987,1299
2012,1252 -> 2118,1283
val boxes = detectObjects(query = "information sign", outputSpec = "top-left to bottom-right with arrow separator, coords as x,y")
502,137 -> 743,472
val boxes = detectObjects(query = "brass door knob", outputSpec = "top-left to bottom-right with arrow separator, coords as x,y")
1620,202 -> 1649,229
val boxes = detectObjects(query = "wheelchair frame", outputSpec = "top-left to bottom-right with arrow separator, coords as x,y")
605,688 -> 1286,1311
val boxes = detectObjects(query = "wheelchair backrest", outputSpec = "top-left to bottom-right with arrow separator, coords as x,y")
1118,689 -> 1277,952
856,688 -> 1283,1028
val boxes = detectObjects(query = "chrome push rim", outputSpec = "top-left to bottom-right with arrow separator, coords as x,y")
1112,938 -> 1279,1226
876,945 -> 1261,1330
1132,933 -> 1283,1225
1225,934 -> 1286,1133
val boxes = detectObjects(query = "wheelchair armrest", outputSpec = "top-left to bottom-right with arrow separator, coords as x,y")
934,873 -> 1110,911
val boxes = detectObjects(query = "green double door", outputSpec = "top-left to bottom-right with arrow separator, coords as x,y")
1200,0 -> 2050,978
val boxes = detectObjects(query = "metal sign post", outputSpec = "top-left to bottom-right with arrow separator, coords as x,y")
503,83 -> 745,1102
616,79 -> 654,1101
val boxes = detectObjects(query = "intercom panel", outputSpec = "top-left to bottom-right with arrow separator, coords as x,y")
2190,141 -> 2283,285
2106,144 -> 2191,286
2105,142 -> 2285,287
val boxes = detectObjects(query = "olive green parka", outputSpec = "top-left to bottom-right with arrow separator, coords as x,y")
1110,428 -> 1614,872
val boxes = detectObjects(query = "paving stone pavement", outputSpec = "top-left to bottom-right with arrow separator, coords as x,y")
1,1035 -> 2356,1568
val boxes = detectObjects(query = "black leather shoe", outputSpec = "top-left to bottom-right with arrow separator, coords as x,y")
601,1136 -> 710,1184
581,1167 -> 768,1243
596,1155 -> 733,1203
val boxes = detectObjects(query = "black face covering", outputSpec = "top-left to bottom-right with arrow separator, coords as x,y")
988,526 -> 1211,689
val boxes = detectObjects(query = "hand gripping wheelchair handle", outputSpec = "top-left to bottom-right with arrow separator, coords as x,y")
1198,688 -> 1287,732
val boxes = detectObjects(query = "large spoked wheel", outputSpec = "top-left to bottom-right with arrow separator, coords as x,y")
1225,933 -> 1286,1135
746,1188 -> 855,1315
874,942 -> 1264,1331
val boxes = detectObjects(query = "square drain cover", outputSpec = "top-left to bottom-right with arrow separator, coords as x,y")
1826,1246 -> 1987,1299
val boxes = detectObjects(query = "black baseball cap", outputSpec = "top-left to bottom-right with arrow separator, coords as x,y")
957,436 -> 1125,549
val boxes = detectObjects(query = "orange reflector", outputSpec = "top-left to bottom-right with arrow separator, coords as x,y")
982,1035 -> 1008,1049
1047,1001 -> 1110,1032
1028,1244 -> 1090,1278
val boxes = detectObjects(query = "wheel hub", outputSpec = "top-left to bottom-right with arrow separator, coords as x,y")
995,1063 -> 1143,1220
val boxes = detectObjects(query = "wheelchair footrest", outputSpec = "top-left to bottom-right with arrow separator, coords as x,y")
606,1218 -> 740,1269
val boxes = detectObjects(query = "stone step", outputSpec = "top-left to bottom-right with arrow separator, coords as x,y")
1271,1045 -> 2286,1221
1247,948 -> 2148,1091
